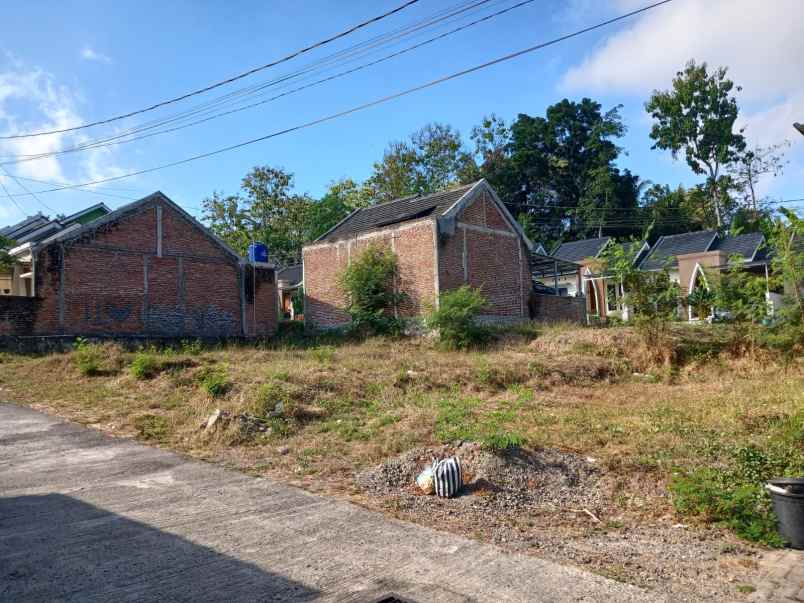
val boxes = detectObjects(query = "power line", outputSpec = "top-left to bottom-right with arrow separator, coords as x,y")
0,175 -> 27,216
0,166 -> 54,211
0,0 -> 421,140
2,0 -> 500,164
1,0 -> 676,197
1,0 -> 531,166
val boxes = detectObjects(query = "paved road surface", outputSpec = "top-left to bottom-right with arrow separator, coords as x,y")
0,403 -> 660,602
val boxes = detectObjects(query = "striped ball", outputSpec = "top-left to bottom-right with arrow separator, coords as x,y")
432,456 -> 463,498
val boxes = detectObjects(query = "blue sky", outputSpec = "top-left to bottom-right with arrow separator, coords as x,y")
0,0 -> 801,224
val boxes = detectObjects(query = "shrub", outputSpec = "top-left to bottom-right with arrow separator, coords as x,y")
74,338 -> 104,376
180,338 -> 204,356
427,285 -> 489,349
337,244 -> 406,336
308,345 -> 335,363
130,352 -> 159,380
133,414 -> 169,441
197,366 -> 229,398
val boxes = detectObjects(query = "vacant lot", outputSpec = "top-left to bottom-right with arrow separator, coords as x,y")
1,323 -> 801,601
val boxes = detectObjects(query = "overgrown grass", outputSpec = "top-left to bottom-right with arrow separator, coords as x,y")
0,323 -> 801,548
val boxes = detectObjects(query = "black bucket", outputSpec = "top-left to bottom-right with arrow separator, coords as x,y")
767,478 -> 804,549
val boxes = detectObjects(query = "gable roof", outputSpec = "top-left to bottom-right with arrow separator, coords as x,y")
1,203 -> 111,249
639,230 -> 718,271
35,191 -> 244,263
316,182 -> 477,243
277,264 -> 302,287
312,179 -> 532,249
713,231 -> 765,261
552,237 -> 611,263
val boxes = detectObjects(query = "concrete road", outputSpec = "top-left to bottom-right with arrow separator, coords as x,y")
0,404 -> 660,602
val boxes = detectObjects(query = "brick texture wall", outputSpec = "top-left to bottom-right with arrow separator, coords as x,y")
23,198 -> 276,338
303,220 -> 437,329
437,190 -> 528,319
303,189 -> 532,329
528,293 -> 586,324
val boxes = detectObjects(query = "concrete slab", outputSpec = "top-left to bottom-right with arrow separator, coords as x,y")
0,403 -> 662,602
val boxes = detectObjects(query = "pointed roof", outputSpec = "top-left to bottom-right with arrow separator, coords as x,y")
639,230 -> 718,271
552,237 -> 611,263
34,191 -> 244,263
312,179 -> 532,249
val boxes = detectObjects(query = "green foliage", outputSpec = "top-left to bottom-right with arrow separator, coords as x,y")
337,244 -> 405,335
686,284 -> 716,321
202,166 -> 315,265
646,60 -> 746,227
474,100 -> 630,244
133,414 -> 169,441
74,338 -> 104,376
0,234 -> 16,272
670,468 -> 782,546
130,352 -> 159,380
598,241 -> 680,362
367,122 -> 476,203
670,429 -> 804,547
426,285 -> 488,349
434,397 -> 525,452
308,345 -> 335,363
180,338 -> 204,356
197,366 -> 229,398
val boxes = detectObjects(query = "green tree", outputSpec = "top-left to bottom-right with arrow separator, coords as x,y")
727,142 -> 790,214
202,166 -> 313,265
640,183 -> 703,239
646,60 -> 746,228
475,99 -> 630,245
337,244 -> 405,335
367,122 -> 476,203
0,235 -> 16,272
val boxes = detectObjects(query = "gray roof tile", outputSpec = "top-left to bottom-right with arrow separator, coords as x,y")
714,232 -> 765,260
316,182 -> 477,243
552,237 -> 610,262
639,230 -> 718,271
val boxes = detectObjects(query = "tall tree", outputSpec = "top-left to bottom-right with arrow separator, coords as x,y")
645,60 -> 746,228
727,141 -> 790,213
202,166 -> 313,266
367,122 -> 476,202
475,99 -> 629,246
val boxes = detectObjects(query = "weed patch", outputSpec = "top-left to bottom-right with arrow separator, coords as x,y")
133,414 -> 169,441
197,367 -> 230,398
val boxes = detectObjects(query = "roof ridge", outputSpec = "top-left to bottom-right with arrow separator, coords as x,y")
365,181 -> 478,210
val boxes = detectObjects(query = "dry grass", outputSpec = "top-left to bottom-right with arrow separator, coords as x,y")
1,325 -> 801,527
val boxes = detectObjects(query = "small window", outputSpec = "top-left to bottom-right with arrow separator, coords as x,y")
606,282 -> 619,312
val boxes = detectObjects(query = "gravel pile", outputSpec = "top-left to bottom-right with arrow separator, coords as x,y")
356,442 -> 602,513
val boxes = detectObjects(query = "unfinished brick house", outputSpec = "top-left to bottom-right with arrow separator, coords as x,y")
0,192 -> 276,340
302,180 -> 534,329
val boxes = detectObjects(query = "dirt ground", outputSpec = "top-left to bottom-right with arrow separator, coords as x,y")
1,323 -> 800,601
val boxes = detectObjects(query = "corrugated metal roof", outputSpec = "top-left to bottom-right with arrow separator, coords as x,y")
316,182 -> 477,243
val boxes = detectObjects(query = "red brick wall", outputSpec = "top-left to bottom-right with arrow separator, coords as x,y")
303,220 -> 436,329
437,190 -> 528,320
26,198 -> 277,338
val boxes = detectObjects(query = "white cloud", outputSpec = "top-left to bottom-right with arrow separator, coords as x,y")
0,56 -> 127,218
80,46 -> 112,65
562,0 -> 804,102
561,0 -> 804,197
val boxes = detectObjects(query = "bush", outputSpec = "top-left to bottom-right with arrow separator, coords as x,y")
197,366 -> 229,398
130,352 -> 159,380
74,338 -> 104,376
337,244 -> 406,336
133,414 -> 169,441
427,285 -> 489,349
670,441 -> 804,546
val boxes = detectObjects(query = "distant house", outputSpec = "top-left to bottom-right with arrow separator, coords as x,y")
0,203 -> 111,296
0,193 -> 276,339
276,264 -> 302,320
549,237 -> 649,321
637,230 -> 772,320
302,180 -> 536,329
